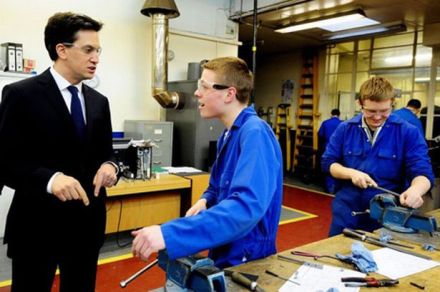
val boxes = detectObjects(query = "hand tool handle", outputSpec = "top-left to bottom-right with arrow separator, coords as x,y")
342,228 -> 367,241
120,259 -> 159,288
231,271 -> 265,292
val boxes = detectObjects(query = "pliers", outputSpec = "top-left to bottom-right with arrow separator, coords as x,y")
341,277 -> 399,287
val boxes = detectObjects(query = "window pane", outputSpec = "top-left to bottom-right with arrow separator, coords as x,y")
358,39 -> 371,51
357,51 -> 370,71
355,72 -> 370,91
336,73 -> 353,92
330,42 -> 354,54
372,46 -> 413,68
371,69 -> 413,91
328,54 -> 339,73
415,45 -> 432,67
374,32 -> 414,48
327,74 -> 338,94
338,53 -> 354,73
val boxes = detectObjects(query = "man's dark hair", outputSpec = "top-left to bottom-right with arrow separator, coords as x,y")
407,99 -> 422,109
44,12 -> 103,61
331,109 -> 340,116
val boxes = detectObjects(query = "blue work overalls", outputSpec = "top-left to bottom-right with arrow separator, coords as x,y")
161,106 -> 283,268
322,114 -> 434,236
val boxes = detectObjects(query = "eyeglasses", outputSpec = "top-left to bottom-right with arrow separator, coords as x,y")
361,106 -> 392,117
197,79 -> 230,91
63,42 -> 102,56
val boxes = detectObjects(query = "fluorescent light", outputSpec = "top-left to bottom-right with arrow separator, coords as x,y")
322,21 -> 406,41
320,17 -> 378,32
275,9 -> 379,33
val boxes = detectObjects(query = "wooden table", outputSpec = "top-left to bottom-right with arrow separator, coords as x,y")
228,209 -> 440,291
105,174 -> 191,234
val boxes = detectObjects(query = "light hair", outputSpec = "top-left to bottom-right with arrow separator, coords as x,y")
202,57 -> 253,104
359,77 -> 395,105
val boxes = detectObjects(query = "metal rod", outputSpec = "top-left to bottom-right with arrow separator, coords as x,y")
120,259 -> 159,288
251,0 -> 258,104
369,185 -> 400,197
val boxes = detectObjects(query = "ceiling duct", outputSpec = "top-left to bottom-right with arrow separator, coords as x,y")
141,0 -> 182,109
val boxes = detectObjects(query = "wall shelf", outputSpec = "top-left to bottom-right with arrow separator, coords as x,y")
0,71 -> 34,78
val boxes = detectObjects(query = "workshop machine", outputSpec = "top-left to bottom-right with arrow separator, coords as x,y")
120,250 -> 226,291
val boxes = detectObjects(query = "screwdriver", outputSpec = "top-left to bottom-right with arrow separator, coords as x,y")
265,270 -> 300,286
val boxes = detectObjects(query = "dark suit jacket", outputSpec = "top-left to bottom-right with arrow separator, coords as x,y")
0,69 -> 114,257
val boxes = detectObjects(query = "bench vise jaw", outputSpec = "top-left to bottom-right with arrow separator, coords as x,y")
158,251 -> 226,291
369,194 -> 438,233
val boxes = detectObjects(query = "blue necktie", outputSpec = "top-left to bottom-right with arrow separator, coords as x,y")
67,85 -> 86,140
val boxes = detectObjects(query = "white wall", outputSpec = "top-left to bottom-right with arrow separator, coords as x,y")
0,0 -> 239,238
0,0 -> 239,131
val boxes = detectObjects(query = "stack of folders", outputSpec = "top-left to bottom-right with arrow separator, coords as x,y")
0,42 -> 23,72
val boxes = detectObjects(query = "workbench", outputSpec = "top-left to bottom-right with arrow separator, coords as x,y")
228,209 -> 440,291
105,173 -> 209,234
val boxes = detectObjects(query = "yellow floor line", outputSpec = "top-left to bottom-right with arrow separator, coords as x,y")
279,205 -> 317,225
0,279 -> 11,288
98,252 -> 133,265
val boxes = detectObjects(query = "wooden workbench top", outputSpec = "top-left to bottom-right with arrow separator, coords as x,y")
229,225 -> 440,291
106,174 -> 191,197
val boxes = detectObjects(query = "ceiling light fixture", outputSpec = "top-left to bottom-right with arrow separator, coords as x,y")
322,21 -> 406,41
275,9 -> 378,33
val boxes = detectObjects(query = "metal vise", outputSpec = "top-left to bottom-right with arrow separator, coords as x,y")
120,250 -> 226,291
369,194 -> 438,233
158,251 -> 226,291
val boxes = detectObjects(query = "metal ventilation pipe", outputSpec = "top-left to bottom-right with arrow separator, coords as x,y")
141,0 -> 182,109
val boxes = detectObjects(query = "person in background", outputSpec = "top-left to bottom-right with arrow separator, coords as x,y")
322,77 -> 434,236
393,98 -> 424,136
318,108 -> 342,193
131,57 -> 283,268
0,12 -> 118,292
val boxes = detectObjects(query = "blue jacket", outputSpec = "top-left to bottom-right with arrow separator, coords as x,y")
318,116 -> 342,148
322,114 -> 434,235
161,106 -> 283,268
393,107 -> 424,136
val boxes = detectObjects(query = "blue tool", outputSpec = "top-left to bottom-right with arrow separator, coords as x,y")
369,194 -> 438,234
120,250 -> 226,291
158,251 -> 226,291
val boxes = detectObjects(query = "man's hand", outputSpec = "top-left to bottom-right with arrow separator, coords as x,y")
93,163 -> 117,196
329,163 -> 377,189
400,188 -> 424,208
349,169 -> 377,189
399,176 -> 430,208
52,173 -> 89,206
185,198 -> 207,217
131,225 -> 165,261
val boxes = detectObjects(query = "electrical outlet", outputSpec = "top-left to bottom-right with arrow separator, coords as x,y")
226,25 -> 235,35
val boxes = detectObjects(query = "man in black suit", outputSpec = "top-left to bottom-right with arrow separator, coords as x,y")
0,12 -> 118,292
